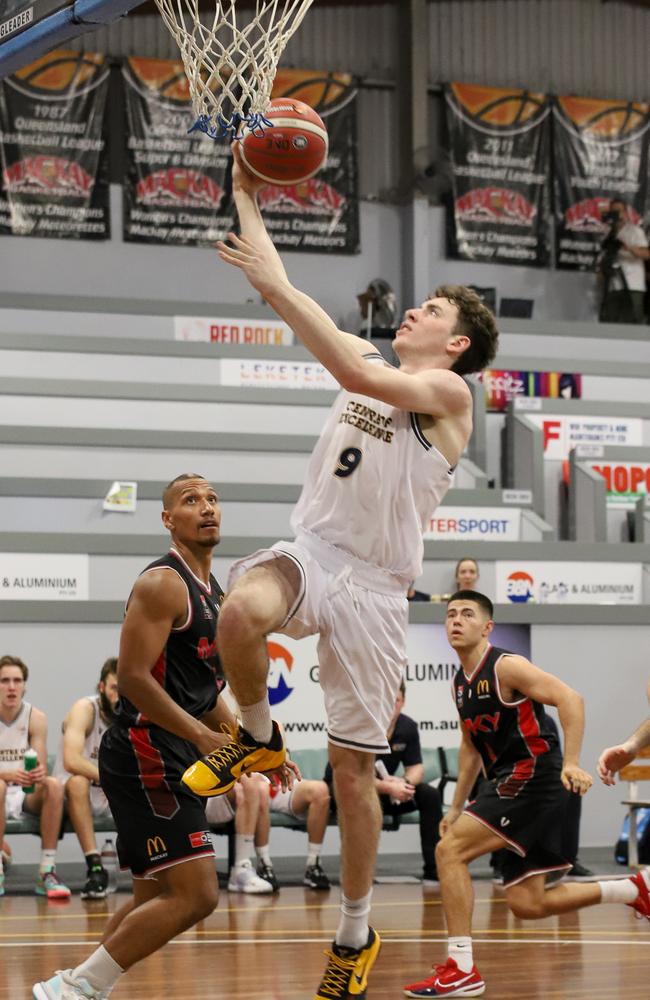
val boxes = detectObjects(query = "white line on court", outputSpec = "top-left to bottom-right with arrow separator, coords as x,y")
2,936 -> 649,948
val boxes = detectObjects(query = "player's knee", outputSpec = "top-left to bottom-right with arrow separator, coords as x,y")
332,759 -> 370,805
191,880 -> 219,920
218,589 -> 268,640
65,775 -> 90,800
435,833 -> 461,867
42,776 -> 64,801
314,782 -> 330,807
507,892 -> 545,920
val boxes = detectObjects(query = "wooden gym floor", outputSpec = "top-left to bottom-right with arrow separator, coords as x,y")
1,882 -> 648,998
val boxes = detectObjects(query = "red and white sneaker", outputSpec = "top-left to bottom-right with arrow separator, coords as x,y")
627,868 -> 650,922
403,958 -> 485,997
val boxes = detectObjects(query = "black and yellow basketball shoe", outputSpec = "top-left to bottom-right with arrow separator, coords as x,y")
182,721 -> 286,797
314,928 -> 381,999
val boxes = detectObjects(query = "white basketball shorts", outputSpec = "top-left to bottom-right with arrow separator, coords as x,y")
228,531 -> 408,753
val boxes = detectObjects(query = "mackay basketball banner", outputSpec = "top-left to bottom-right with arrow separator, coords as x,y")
122,56 -> 233,247
445,83 -> 551,266
256,69 -> 359,254
553,95 -> 650,270
0,49 -> 110,239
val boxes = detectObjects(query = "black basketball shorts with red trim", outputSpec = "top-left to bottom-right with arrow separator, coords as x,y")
98,724 -> 214,878
464,754 -> 572,888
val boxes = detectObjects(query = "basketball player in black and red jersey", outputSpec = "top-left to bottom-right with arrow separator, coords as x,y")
404,591 -> 650,998
34,474 -> 295,1000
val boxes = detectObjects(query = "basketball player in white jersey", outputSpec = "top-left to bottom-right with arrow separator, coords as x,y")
183,146 -> 499,1000
0,655 -> 70,898
54,658 -> 119,898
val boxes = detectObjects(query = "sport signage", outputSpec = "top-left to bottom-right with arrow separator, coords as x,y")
174,316 -> 294,346
0,49 -> 110,239
481,370 -> 581,411
587,461 -> 650,509
521,410 -> 643,460
220,358 -> 338,389
553,95 -> 650,270
424,507 -> 522,541
445,82 -> 551,266
0,553 -> 89,600
496,561 -> 642,605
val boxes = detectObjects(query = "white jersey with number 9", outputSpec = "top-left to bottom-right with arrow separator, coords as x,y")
291,353 -> 455,584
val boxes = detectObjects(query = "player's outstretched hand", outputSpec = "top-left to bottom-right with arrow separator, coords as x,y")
264,756 -> 302,793
597,744 -> 636,786
217,231 -> 284,298
561,763 -> 592,796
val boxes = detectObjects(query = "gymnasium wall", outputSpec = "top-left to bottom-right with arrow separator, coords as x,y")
3,616 -> 648,862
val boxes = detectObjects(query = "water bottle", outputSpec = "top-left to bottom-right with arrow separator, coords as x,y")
100,838 -> 118,894
23,748 -> 39,794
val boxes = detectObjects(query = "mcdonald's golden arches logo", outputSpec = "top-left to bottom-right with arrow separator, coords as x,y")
146,836 -> 167,858
477,679 -> 490,698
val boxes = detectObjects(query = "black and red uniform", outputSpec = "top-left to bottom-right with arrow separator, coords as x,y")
453,643 -> 571,887
99,548 -> 224,878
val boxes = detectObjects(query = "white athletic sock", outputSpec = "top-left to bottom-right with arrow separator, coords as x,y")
336,890 -> 372,950
235,834 -> 254,868
240,697 -> 273,744
448,936 -> 474,974
599,876 -> 643,905
73,945 -> 123,995
306,842 -> 322,868
255,844 -> 272,867
40,849 -> 56,874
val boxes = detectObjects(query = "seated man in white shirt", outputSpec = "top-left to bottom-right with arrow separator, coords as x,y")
54,658 -> 119,898
0,654 -> 70,898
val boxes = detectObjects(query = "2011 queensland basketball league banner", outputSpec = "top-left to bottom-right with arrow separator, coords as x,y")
0,49 -> 110,238
444,82 -> 551,267
553,95 -> 650,270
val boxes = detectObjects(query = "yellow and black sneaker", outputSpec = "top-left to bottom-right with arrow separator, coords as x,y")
314,928 -> 381,999
182,721 -> 286,797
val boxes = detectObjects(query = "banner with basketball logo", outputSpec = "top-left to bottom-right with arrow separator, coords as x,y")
122,56 -> 233,246
445,83 -> 551,266
256,69 -> 359,254
553,96 -> 650,270
0,49 -> 110,239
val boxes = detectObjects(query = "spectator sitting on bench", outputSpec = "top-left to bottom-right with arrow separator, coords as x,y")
205,772 -> 276,894
267,771 -> 332,890
325,678 -> 443,886
0,654 -> 70,899
53,657 -> 119,899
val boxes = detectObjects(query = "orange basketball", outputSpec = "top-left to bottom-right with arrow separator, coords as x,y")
240,98 -> 328,186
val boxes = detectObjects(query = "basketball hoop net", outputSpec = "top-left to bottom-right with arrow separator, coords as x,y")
152,0 -> 315,139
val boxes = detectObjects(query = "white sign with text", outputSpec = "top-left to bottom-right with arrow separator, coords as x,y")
0,554 -> 89,601
174,315 -> 294,346
496,561 -> 642,605
425,507 -> 522,541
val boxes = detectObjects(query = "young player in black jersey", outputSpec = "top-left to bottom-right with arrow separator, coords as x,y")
33,473 -> 295,1000
404,590 -> 650,998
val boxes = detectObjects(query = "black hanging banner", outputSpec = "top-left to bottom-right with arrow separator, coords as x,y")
255,69 -> 359,254
553,95 -> 650,270
0,49 -> 110,239
445,82 -> 551,267
122,56 -> 233,247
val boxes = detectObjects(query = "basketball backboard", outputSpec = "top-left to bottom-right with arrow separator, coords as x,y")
0,0 -> 145,78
